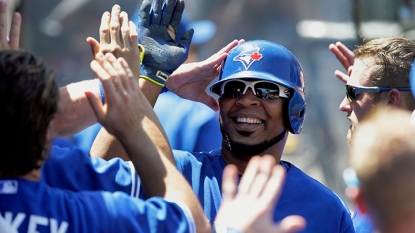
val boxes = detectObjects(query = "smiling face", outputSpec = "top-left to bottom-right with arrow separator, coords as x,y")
219,84 -> 287,160
339,57 -> 381,145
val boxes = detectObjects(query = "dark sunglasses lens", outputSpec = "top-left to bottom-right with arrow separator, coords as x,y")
254,82 -> 280,100
222,81 -> 245,98
346,85 -> 357,101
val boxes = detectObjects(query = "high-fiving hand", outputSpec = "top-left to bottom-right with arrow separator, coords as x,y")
215,155 -> 306,233
138,0 -> 193,86
85,52 -> 147,142
87,5 -> 141,78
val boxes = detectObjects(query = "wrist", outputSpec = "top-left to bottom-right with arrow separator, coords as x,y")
139,65 -> 170,87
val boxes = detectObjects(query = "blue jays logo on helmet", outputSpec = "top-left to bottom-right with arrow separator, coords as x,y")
233,49 -> 263,70
210,40 -> 306,134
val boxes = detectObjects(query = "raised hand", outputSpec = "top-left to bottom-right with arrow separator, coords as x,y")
138,0 -> 193,86
0,0 -> 21,50
166,39 -> 242,111
328,41 -> 354,83
86,5 -> 141,78
214,155 -> 306,233
85,52 -> 145,140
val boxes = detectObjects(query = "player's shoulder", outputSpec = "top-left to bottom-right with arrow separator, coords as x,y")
282,161 -> 348,206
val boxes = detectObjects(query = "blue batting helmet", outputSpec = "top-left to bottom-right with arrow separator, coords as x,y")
210,40 -> 306,134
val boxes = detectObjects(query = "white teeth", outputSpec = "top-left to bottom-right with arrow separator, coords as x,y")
236,117 -> 262,124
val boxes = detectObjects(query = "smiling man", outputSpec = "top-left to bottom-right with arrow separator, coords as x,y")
163,40 -> 354,232
93,39 -> 354,232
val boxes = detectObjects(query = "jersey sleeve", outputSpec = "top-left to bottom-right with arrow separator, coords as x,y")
42,145 -> 140,197
102,192 -> 195,233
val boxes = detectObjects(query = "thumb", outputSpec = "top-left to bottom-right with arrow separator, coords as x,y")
178,28 -> 194,51
85,91 -> 105,123
86,37 -> 100,60
202,94 -> 220,111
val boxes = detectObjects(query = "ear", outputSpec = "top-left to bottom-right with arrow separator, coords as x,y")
386,89 -> 402,107
346,186 -> 368,214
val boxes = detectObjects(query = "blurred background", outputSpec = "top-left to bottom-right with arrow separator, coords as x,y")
10,0 -> 415,208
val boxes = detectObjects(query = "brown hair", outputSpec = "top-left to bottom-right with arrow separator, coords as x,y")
354,38 -> 415,110
351,107 -> 415,226
0,50 -> 59,176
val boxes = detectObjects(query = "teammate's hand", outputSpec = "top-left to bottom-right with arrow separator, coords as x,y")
138,0 -> 193,86
214,155 -> 306,233
86,5 -> 140,79
329,41 -> 354,83
85,52 -> 146,141
0,0 -> 21,50
167,39 -> 243,111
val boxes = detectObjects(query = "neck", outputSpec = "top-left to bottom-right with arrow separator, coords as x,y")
221,131 -> 288,174
19,169 -> 41,181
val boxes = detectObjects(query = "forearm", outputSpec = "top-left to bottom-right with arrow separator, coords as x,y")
119,117 -> 210,233
90,78 -> 164,160
53,79 -> 100,137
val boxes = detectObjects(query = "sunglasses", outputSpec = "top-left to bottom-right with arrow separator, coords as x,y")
345,84 -> 411,102
220,79 -> 290,100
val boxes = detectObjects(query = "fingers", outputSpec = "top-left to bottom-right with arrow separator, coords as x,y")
161,0 -> 175,27
152,0 -> 164,25
214,40 -> 239,56
90,53 -> 117,105
138,0 -> 152,28
129,21 -> 138,48
109,5 -> 122,47
120,11 -> 130,49
221,164 -> 239,203
238,156 -> 260,194
119,58 -> 138,91
99,12 -> 111,45
8,12 -> 20,49
178,28 -> 193,51
328,42 -> 354,71
260,165 -> 286,208
85,91 -> 105,123
334,70 -> 349,84
248,156 -> 276,198
86,37 -> 100,60
170,0 -> 185,34
336,41 -> 354,64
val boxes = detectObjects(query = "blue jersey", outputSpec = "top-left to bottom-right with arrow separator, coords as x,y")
173,149 -> 355,233
42,146 -> 354,232
0,178 -> 194,233
43,146 -> 141,197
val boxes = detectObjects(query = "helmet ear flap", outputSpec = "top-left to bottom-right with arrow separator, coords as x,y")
286,91 -> 306,134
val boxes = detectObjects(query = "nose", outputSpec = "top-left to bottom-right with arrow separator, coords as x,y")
339,96 -> 352,112
235,87 -> 260,107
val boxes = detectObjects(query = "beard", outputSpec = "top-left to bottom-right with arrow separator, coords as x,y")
220,126 -> 287,159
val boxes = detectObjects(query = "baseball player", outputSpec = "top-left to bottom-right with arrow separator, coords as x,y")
0,49 -> 208,232
330,38 -> 415,233
93,39 -> 355,232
